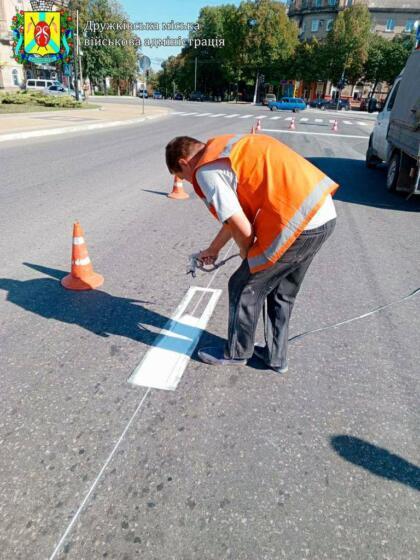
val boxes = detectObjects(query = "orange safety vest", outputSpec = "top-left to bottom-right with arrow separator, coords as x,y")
192,133 -> 339,273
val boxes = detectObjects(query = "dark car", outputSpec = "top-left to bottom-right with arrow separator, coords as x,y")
310,98 -> 349,111
189,91 -> 206,101
174,92 -> 184,100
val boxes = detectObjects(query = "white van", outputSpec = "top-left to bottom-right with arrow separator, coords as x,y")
25,79 -> 62,91
366,49 -> 419,195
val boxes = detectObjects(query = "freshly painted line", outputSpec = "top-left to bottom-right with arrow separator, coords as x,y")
329,119 -> 336,123
263,128 -> 369,139
299,117 -> 309,122
239,114 -> 253,118
256,115 -> 267,119
270,116 -> 282,120
357,121 -> 367,126
209,113 -> 226,117
343,120 -> 353,125
179,112 -> 198,116
194,112 -> 212,117
224,113 -> 240,118
47,240 -> 235,560
284,117 -> 293,121
128,287 -> 222,391
48,387 -> 151,560
315,118 -> 323,123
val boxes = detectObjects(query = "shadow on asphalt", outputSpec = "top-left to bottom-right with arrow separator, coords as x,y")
331,435 -> 420,492
0,263 -> 227,365
309,157 -> 420,212
142,189 -> 172,197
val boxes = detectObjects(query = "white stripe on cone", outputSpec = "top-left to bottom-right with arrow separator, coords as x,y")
72,257 -> 91,266
73,237 -> 85,245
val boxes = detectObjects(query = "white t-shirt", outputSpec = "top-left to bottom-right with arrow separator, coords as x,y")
195,160 -> 336,228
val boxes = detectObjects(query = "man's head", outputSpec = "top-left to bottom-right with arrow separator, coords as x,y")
165,136 -> 205,183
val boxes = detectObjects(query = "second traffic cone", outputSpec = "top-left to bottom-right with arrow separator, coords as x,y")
288,117 -> 296,130
61,222 -> 104,291
331,119 -> 338,132
250,124 -> 256,134
255,119 -> 262,132
168,175 -> 189,200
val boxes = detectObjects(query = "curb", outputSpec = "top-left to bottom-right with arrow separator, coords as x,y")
0,112 -> 168,143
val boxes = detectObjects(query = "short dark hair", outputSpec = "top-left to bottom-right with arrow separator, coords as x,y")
165,136 -> 203,174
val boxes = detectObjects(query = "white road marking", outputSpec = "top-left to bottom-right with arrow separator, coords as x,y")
255,115 -> 267,119
209,113 -> 226,117
224,113 -> 240,118
315,118 -> 323,123
270,116 -> 282,120
284,117 -> 293,121
239,114 -> 253,118
343,120 -> 353,125
328,119 -> 336,123
263,128 -> 369,139
194,112 -> 212,117
128,287 -> 222,391
299,118 -> 309,122
357,121 -> 367,126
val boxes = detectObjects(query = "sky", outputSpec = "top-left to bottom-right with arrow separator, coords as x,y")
121,0 -> 242,69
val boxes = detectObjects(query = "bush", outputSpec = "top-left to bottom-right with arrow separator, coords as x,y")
0,90 -> 82,108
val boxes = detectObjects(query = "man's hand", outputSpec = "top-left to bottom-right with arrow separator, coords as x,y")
198,247 -> 219,266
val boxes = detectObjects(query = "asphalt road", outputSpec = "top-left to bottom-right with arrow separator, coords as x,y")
0,103 -> 419,560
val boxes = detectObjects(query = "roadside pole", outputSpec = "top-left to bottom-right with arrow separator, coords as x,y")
139,55 -> 151,115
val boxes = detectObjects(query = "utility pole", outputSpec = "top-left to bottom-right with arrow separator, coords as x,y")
252,70 -> 259,105
194,57 -> 197,91
76,10 -> 83,100
72,12 -> 79,101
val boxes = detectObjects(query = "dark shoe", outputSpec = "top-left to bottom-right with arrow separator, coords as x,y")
253,344 -> 288,374
198,346 -> 247,366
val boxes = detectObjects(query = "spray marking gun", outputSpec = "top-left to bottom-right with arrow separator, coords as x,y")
187,252 -> 240,278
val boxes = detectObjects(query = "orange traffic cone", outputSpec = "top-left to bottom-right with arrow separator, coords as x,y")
168,176 -> 189,200
331,119 -> 338,132
250,125 -> 256,134
255,119 -> 262,132
288,117 -> 296,130
61,222 -> 104,291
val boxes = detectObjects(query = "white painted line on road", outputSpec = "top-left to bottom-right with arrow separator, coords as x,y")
179,112 -> 198,116
256,115 -> 267,119
357,121 -> 367,126
48,238 -> 235,559
343,120 -> 353,125
128,287 -> 222,391
263,128 -> 369,139
315,118 -> 323,123
239,114 -> 253,118
194,112 -> 212,117
284,117 -> 293,121
48,387 -> 152,560
270,116 -> 282,120
224,113 -> 240,118
209,113 -> 227,117
299,118 -> 309,122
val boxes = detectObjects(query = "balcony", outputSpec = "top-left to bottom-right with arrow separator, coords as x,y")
288,0 -> 341,17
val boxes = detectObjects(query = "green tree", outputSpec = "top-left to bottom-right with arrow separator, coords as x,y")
325,4 -> 372,85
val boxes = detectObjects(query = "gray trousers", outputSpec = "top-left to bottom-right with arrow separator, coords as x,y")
226,219 -> 336,368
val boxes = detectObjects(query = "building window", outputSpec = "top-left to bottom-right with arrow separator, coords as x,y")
12,69 -> 19,86
405,20 -> 414,32
314,0 -> 322,7
386,19 -> 395,32
328,0 -> 337,6
311,19 -> 319,32
326,19 -> 334,31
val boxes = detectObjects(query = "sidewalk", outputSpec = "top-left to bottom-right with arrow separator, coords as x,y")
0,101 -> 170,142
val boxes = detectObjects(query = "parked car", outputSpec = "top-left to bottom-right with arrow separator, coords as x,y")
310,98 -> 350,111
366,49 -> 419,196
268,97 -> 307,112
174,92 -> 184,100
137,89 -> 148,98
153,91 -> 163,99
43,84 -> 84,99
189,91 -> 206,101
25,78 -> 62,91
262,93 -> 276,106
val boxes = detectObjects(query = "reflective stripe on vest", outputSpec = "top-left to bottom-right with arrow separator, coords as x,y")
247,175 -> 336,269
